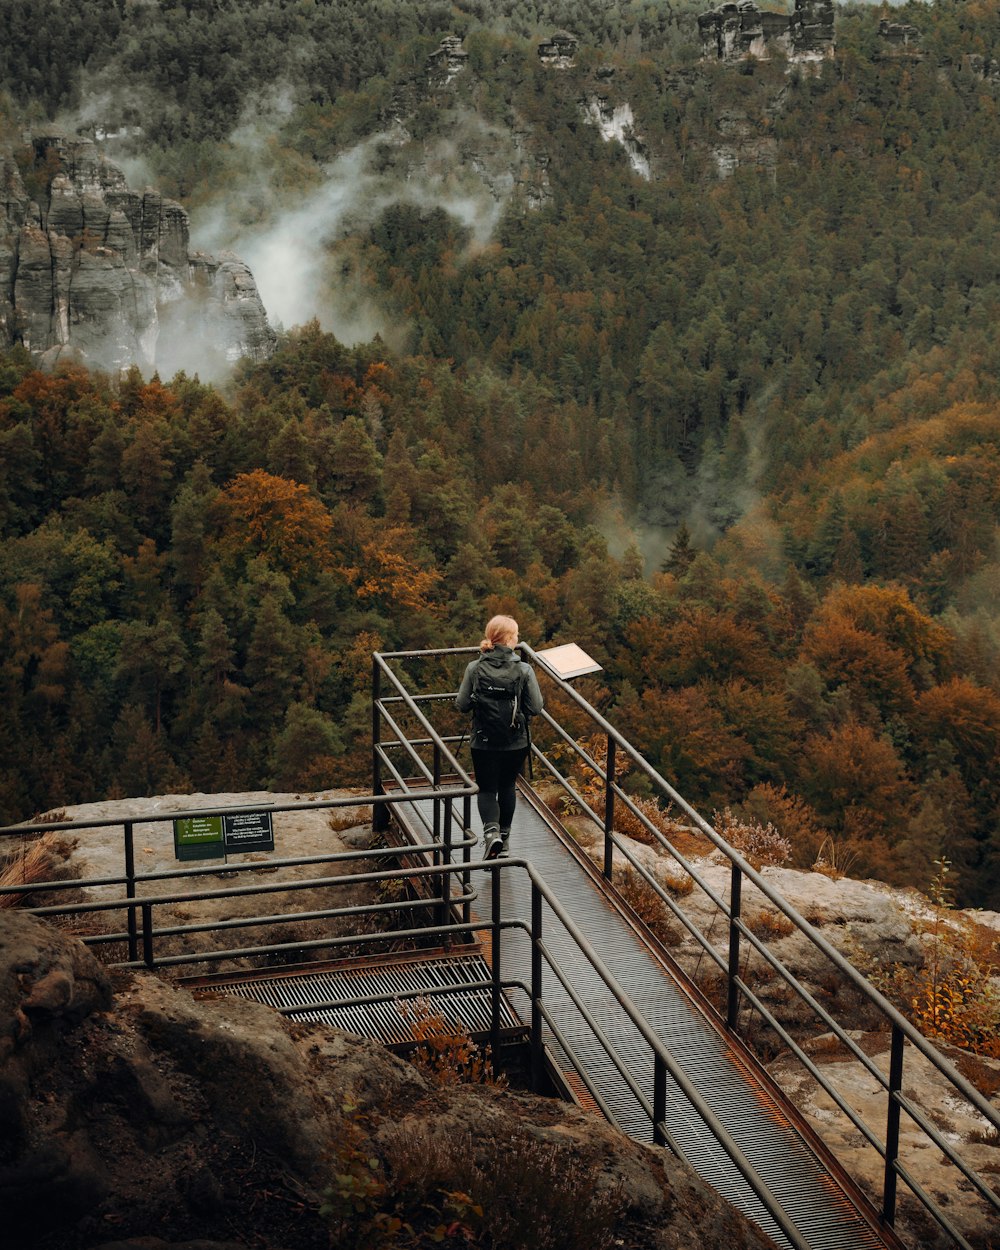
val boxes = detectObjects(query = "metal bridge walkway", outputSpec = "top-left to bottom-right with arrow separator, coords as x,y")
393,780 -> 893,1250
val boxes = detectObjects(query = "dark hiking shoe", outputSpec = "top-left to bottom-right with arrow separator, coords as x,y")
483,824 -> 502,859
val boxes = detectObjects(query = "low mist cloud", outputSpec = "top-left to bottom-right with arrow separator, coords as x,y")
193,120 -> 508,345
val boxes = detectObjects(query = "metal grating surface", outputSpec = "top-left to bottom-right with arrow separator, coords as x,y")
200,953 -> 520,1046
393,785 -> 890,1250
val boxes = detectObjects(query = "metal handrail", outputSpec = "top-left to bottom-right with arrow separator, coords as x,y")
3,646 -> 996,1249
0,800 -> 813,1249
382,643 -> 1000,1249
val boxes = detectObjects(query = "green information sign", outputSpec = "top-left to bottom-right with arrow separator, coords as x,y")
173,815 -> 225,862
173,811 -> 275,861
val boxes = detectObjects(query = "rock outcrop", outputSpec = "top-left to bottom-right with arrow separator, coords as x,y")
0,132 -> 275,375
427,33 -> 469,86
538,30 -> 579,68
698,0 -> 834,64
876,18 -> 923,58
580,92 -> 652,180
0,910 -> 780,1250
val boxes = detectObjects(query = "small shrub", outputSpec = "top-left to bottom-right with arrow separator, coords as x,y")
613,792 -> 675,845
556,792 -> 582,819
320,1102 -> 396,1250
714,808 -> 791,869
871,861 -> 1000,1058
741,783 -> 824,868
402,999 -> 505,1087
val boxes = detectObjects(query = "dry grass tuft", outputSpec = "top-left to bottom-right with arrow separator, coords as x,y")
663,868 -> 695,897
0,833 -> 69,907
745,907 -> 796,940
613,868 -> 684,947
378,1120 -> 626,1250
328,806 -> 373,832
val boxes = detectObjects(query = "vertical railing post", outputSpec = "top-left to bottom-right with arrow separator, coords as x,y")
442,794 -> 453,867
491,866 -> 502,1076
882,1023 -> 905,1228
727,862 -> 743,1030
530,880 -> 544,1091
141,901 -> 154,969
440,802 -> 453,944
653,1052 -> 667,1147
462,793 -> 472,927
123,820 -> 138,963
432,741 -> 442,849
603,734 -> 616,881
372,656 -> 390,833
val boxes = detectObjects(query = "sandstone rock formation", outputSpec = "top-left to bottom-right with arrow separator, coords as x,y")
427,34 -> 469,86
13,791 -> 999,1247
698,0 -> 834,64
0,909 -> 780,1250
580,93 -> 652,180
877,19 -> 923,58
0,132 -> 275,376
538,30 -> 579,68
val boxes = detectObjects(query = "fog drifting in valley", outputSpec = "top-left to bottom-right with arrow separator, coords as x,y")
191,118 -> 508,346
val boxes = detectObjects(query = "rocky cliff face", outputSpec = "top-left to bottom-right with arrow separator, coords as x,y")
580,85 -> 652,180
698,0 -> 835,64
0,132 -> 275,376
0,908 -> 779,1250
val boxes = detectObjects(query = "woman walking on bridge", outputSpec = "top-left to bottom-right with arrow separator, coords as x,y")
456,615 -> 544,860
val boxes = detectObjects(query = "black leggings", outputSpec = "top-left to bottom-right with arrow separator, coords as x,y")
471,747 -> 528,830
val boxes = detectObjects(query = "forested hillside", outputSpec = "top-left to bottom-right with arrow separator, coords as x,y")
1,1 -> 999,906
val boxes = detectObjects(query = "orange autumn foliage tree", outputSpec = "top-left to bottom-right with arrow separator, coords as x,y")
801,612 -> 916,716
327,504 -> 442,616
217,469 -> 335,577
796,721 -> 913,871
914,678 -> 1000,764
0,582 -> 69,706
817,584 -> 952,679
357,524 -> 442,612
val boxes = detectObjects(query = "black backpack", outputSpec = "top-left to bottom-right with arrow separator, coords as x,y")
471,660 -> 526,748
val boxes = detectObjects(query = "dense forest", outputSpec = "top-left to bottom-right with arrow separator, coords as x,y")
1,1 -> 999,907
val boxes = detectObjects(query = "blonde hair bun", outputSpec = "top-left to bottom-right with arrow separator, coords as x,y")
480,614 -> 518,651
